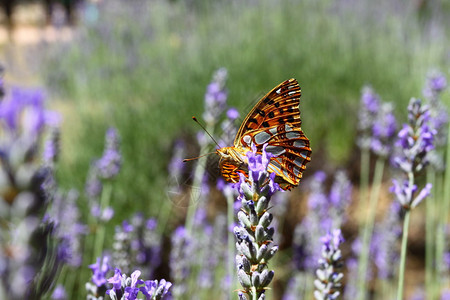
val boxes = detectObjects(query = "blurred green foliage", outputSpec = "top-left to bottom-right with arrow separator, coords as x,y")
40,0 -> 449,222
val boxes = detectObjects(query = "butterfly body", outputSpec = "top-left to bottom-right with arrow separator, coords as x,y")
217,78 -> 312,190
216,146 -> 248,183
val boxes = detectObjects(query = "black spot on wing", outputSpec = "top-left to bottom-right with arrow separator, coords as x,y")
264,97 -> 275,105
248,118 -> 258,124
262,121 -> 270,127
255,108 -> 266,117
268,111 -> 275,118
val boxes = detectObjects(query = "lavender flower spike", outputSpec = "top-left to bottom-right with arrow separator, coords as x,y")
202,68 -> 228,126
391,98 -> 436,209
96,127 -> 122,180
314,229 -> 344,300
357,86 -> 381,150
234,144 -> 281,299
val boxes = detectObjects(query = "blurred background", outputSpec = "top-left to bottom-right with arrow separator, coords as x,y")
0,0 -> 449,299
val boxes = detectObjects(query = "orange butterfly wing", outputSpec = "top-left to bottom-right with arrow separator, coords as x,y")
234,79 -> 303,140
220,78 -> 312,190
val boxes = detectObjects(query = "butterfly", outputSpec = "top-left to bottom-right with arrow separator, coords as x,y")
216,78 -> 311,190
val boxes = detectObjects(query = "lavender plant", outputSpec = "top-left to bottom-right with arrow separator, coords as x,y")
314,229 -> 344,300
112,214 -> 162,279
422,71 -> 448,149
421,71 -> 449,298
356,85 -> 397,299
169,210 -> 228,299
185,68 -> 229,233
0,85 -> 64,299
85,128 -> 121,264
233,145 -> 281,299
293,171 -> 351,273
371,202 -> 402,297
289,171 -> 351,298
391,98 -> 436,300
106,269 -> 172,300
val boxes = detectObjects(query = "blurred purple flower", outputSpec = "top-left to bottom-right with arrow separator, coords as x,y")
371,202 -> 401,280
112,214 -> 162,279
423,71 -> 447,100
357,86 -> 381,150
168,139 -> 185,180
43,127 -> 60,166
101,206 -> 115,221
422,71 -> 448,164
441,289 -> 450,300
409,288 -> 426,300
49,189 -> 87,267
293,170 -> 351,273
89,255 -> 111,287
227,107 -> 239,120
85,169 -> 103,199
371,102 -> 397,157
51,284 -> 67,300
328,170 -> 353,225
169,226 -> 192,297
282,273 -> 305,300
96,128 -> 121,180
0,82 -> 63,299
357,85 -> 398,159
203,68 -> 228,126
314,229 -> 344,300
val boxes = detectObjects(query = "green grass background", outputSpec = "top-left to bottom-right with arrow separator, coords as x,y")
40,0 -> 449,224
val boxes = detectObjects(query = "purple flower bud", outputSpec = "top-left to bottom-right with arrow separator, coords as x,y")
108,268 -> 123,292
51,284 -> 67,300
89,255 -> 111,287
227,107 -> 240,120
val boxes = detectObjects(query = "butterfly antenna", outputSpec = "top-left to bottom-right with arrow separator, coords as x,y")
192,116 -> 221,147
183,151 -> 216,162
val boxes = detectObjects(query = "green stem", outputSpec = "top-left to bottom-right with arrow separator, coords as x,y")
425,169 -> 436,300
93,183 -> 112,260
226,190 -> 236,298
355,147 -> 371,300
62,266 -> 77,300
358,157 -> 385,298
359,148 -> 370,209
397,208 -> 411,300
434,173 -> 445,298
250,287 -> 258,300
437,124 -> 450,296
